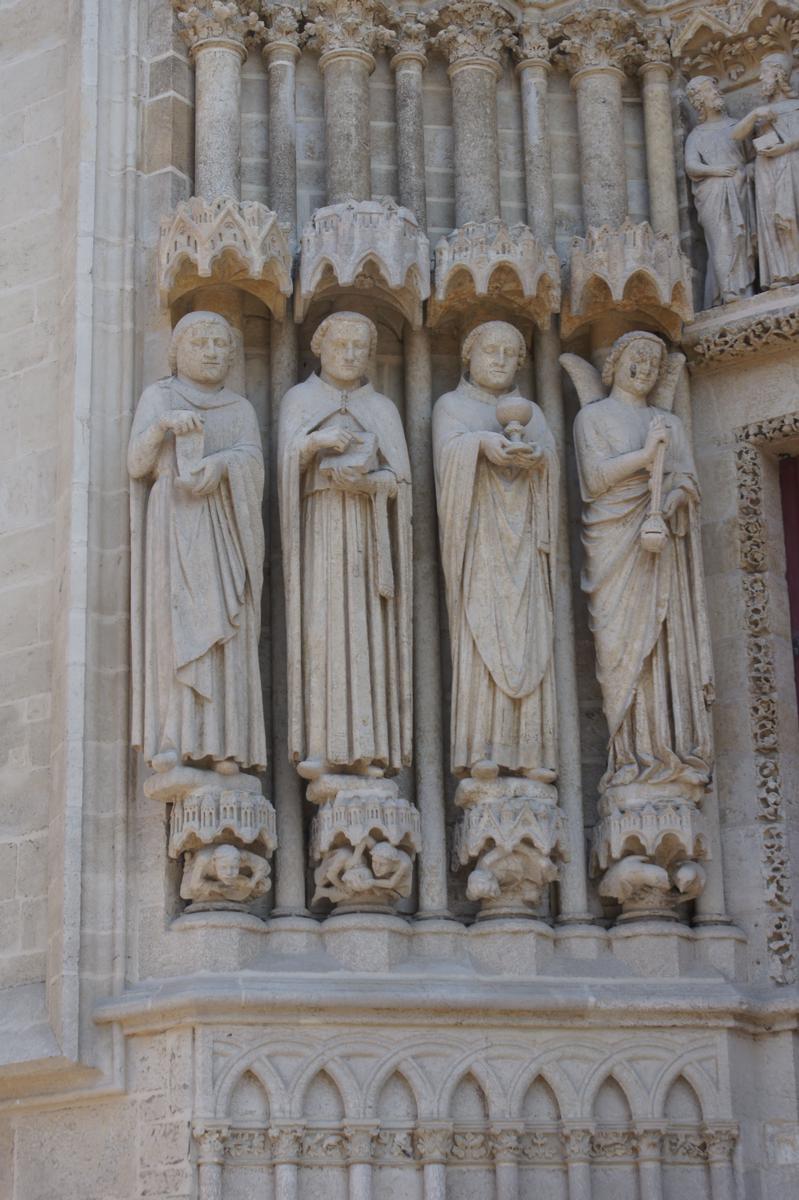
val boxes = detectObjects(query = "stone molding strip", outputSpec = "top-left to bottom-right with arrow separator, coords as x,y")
689,305 -> 799,369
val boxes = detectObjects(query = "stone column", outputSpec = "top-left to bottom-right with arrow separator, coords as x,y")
194,1125 -> 228,1200
636,1126 -> 665,1200
306,0 -> 394,204
433,0 -> 514,226
492,1127 -> 522,1200
561,1126 -> 593,1200
639,27 -> 679,237
346,1126 -> 375,1199
416,1125 -> 452,1200
175,1 -> 262,200
391,15 -> 429,225
263,7 -> 302,231
271,1126 -> 304,1200
704,1125 -> 738,1200
405,326 -> 449,918
270,307 -> 307,915
554,9 -> 642,228
516,19 -> 591,922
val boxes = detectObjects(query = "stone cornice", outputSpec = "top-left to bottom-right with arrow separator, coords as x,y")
431,0 -> 516,71
173,0 -> 264,55
304,0 -> 395,60
550,6 -> 645,76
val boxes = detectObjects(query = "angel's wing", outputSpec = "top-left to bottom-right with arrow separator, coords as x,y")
559,353 -> 605,408
650,351 -> 686,413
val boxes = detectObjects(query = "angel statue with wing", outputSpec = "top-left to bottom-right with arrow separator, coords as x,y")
563,333 -> 714,915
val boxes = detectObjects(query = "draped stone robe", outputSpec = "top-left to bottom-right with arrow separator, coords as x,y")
278,374 -> 413,772
433,378 -> 558,777
129,377 -> 267,771
754,98 -> 799,287
574,397 -> 714,798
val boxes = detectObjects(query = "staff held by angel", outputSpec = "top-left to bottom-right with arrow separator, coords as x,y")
562,332 -> 714,808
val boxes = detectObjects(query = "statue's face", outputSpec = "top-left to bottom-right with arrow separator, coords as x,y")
690,78 -> 724,117
371,846 -> 398,878
176,320 -> 232,385
213,846 -> 242,883
616,340 -> 662,398
468,326 -> 521,394
319,318 -> 372,384
760,61 -> 788,99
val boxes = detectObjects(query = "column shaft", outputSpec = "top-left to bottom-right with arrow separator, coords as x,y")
495,1159 -> 519,1200
518,61 -> 554,244
321,50 -> 373,203
270,310 -> 307,914
641,63 -> 679,236
266,44 -> 300,230
393,56 -> 427,224
194,43 -> 243,200
348,1162 -> 372,1199
709,1158 -> 735,1200
565,1158 -> 592,1200
405,326 -> 449,916
197,1162 -> 223,1200
450,62 -> 501,225
422,1162 -> 447,1199
573,67 -> 627,227
274,1163 -> 300,1200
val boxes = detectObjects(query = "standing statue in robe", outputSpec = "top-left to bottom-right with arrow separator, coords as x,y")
563,332 -> 713,916
685,75 -> 755,307
129,311 -> 274,908
434,321 -> 564,916
278,312 -> 418,910
733,52 -> 799,289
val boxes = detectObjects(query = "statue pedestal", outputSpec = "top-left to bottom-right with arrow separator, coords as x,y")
453,778 -> 565,918
307,775 -> 422,913
593,784 -> 709,920
144,766 -> 277,913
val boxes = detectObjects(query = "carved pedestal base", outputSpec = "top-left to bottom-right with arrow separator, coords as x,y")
307,775 -> 422,913
453,778 -> 565,918
592,785 -> 709,921
145,766 -> 277,913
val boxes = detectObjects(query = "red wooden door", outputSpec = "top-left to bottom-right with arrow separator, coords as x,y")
779,456 -> 799,709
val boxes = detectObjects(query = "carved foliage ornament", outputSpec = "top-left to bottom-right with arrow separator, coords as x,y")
551,7 -> 644,75
392,13 -> 432,63
678,7 -> 799,82
304,0 -> 394,58
262,3 -> 302,47
690,305 -> 799,368
173,0 -> 264,51
431,0 -> 516,68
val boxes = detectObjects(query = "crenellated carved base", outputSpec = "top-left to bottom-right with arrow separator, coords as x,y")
307,775 -> 422,912
453,778 -> 565,917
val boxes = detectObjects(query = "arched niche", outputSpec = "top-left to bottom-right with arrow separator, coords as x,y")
591,1076 -> 637,1200
663,1076 -> 711,1200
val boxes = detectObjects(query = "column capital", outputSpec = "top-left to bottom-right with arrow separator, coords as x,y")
261,4 -> 302,58
344,1124 -> 379,1163
192,1123 -> 230,1163
306,0 -> 394,63
703,1123 -> 738,1163
513,13 -> 553,72
269,1123 -> 305,1162
390,13 -> 430,69
490,1125 -> 524,1163
560,1124 -> 593,1162
431,0 -> 515,75
638,21 -> 673,77
551,5 -> 643,78
173,0 -> 263,59
636,1123 -> 667,1160
415,1122 -> 454,1163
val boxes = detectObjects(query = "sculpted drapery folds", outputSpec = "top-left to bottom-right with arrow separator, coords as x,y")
685,75 -> 756,307
128,311 -> 267,775
570,333 -> 714,802
278,311 -> 413,780
433,321 -> 558,781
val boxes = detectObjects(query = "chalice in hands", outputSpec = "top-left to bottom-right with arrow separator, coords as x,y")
496,395 -> 534,443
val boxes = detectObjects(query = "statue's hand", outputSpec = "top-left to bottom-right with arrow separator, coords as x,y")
312,428 -> 354,455
159,410 -> 204,437
663,487 -> 690,521
191,454 -> 227,496
481,432 -> 519,466
760,142 -> 788,158
714,165 -> 738,177
329,464 -> 369,492
643,416 -> 669,464
506,441 -> 545,470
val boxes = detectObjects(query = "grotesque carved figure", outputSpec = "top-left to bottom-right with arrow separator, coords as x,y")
434,321 -> 564,916
733,52 -> 799,290
278,311 -> 412,782
312,836 -> 413,907
128,310 -> 266,776
180,843 -> 271,905
564,332 -> 713,916
685,75 -> 755,307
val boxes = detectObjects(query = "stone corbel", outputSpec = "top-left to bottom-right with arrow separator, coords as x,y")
562,219 -> 694,342
295,197 -> 431,328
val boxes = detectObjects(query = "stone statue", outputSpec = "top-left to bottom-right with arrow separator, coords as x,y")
129,310 -> 266,776
312,837 -> 413,907
685,75 -> 755,306
278,311 -> 419,911
563,332 -> 713,916
434,321 -> 564,916
180,844 -> 271,906
733,52 -> 799,289
129,311 -> 275,908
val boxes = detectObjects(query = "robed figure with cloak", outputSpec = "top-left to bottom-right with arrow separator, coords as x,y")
433,321 -> 559,781
566,332 -> 714,803
128,311 -> 267,775
278,312 -> 413,780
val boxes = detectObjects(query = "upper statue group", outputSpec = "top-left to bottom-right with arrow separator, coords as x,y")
128,307 -> 713,917
686,53 -> 799,305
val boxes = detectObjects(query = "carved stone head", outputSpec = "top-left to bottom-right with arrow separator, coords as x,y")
169,310 -> 234,387
462,320 -> 526,395
686,75 -> 726,120
211,843 -> 243,884
311,311 -> 377,387
760,51 -> 796,100
601,330 -> 665,398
